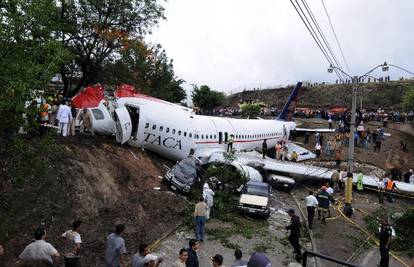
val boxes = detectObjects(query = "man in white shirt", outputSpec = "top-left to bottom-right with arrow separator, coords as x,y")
61,220 -> 82,267
56,101 -> 72,137
19,228 -> 60,265
377,177 -> 385,204
305,190 -> 318,229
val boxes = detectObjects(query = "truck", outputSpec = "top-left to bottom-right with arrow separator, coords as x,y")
238,181 -> 271,217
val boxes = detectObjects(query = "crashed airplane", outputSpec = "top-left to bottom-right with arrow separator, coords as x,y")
71,82 -> 414,195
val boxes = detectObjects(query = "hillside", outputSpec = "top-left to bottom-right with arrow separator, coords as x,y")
0,136 -> 185,266
224,80 -> 414,110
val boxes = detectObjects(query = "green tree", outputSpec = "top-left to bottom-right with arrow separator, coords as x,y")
192,85 -> 225,111
98,40 -> 186,102
59,0 -> 165,96
0,0 -> 68,136
239,102 -> 264,118
402,85 -> 414,112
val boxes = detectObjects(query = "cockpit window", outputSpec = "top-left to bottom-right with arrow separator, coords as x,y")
92,109 -> 104,120
152,124 -> 156,130
172,129 -> 176,134
178,130 -> 181,136
145,123 -> 149,128
159,126 -> 163,132
166,127 -> 169,133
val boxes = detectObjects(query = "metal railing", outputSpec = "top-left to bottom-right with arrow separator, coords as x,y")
302,250 -> 361,267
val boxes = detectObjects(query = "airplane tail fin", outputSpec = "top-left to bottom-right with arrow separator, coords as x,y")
277,82 -> 303,121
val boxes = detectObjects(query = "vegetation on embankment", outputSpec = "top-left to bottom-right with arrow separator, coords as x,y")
224,80 -> 414,110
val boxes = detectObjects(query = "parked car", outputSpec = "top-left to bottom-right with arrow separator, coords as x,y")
267,174 -> 295,191
164,157 -> 200,193
238,181 -> 271,217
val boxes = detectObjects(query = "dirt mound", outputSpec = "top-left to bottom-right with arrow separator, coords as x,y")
0,136 -> 186,266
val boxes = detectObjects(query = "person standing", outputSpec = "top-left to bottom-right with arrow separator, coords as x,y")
328,118 -> 333,129
227,135 -> 234,152
203,183 -> 215,220
374,138 -> 382,152
304,132 -> 310,144
305,191 -> 318,229
68,101 -> 77,136
79,108 -> 93,134
286,209 -> 301,259
325,140 -> 332,156
335,149 -> 341,166
275,142 -> 282,160
385,177 -> 396,203
173,248 -> 188,267
105,224 -> 126,267
357,171 -> 364,191
56,101 -> 72,137
315,143 -> 321,158
49,101 -> 58,126
132,243 -> 149,267
231,249 -> 247,267
19,228 -> 60,265
281,143 -> 288,161
61,220 -> 82,267
316,186 -> 336,224
193,197 -> 208,241
39,100 -> 51,135
186,239 -> 199,267
262,140 -> 267,159
378,219 -> 392,267
404,169 -> 413,183
331,169 -> 341,192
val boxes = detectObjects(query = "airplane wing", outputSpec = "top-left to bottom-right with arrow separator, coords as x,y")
207,150 -> 414,195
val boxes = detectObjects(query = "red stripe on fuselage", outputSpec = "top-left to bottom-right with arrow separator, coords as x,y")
195,136 -> 280,144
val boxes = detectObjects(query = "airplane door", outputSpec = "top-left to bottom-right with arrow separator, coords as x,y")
114,107 -> 132,144
219,132 -> 223,144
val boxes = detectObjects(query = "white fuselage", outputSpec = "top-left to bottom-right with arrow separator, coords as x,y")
112,96 -> 296,161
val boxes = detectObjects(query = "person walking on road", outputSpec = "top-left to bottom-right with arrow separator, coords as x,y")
316,186 -> 336,224
305,191 -> 318,230
193,197 -> 208,241
186,239 -> 200,267
61,220 -> 82,267
379,219 -> 392,267
286,209 -> 301,261
105,224 -> 127,267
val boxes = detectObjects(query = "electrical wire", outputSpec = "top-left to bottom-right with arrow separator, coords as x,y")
290,0 -> 345,81
302,0 -> 345,76
321,0 -> 351,74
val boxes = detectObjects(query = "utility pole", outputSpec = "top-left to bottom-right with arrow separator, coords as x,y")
344,77 -> 358,216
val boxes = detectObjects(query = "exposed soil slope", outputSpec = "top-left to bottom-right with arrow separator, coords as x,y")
0,136 -> 185,266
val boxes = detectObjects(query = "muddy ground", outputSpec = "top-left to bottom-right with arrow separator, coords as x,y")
0,136 -> 185,266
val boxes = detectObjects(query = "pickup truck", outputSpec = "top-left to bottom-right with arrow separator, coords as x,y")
238,181 -> 271,217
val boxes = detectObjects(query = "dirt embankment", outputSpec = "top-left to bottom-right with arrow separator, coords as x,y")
0,136 -> 185,266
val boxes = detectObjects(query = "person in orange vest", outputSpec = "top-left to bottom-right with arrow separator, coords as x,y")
39,100 -> 51,135
385,177 -> 396,203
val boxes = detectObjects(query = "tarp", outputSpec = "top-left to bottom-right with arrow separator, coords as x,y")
71,84 -> 104,108
114,84 -> 141,98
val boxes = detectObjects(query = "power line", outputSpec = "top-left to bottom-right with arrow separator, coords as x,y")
302,0 -> 344,73
290,0 -> 345,81
321,0 -> 351,73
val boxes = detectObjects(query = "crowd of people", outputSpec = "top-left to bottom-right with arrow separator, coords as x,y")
27,95 -> 94,137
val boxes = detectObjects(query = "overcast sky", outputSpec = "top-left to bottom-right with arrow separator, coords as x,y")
146,0 -> 414,94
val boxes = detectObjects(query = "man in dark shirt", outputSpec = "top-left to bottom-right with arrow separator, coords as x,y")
286,209 -> 301,260
379,219 -> 392,267
186,239 -> 199,267
316,186 -> 336,224
262,140 -> 267,159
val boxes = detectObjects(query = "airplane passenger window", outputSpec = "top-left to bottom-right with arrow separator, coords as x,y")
210,135 -> 212,139
166,128 -> 169,133
178,130 -> 181,135
201,135 -> 204,139
91,109 -> 105,120
214,135 -> 216,139
172,129 -> 176,134
152,124 -> 156,130
184,132 -> 187,137
159,126 -> 163,132
145,123 -> 149,128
